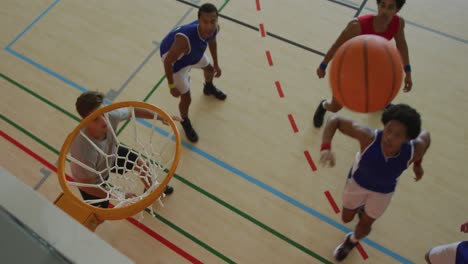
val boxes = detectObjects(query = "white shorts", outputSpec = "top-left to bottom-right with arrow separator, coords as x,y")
427,242 -> 460,264
161,53 -> 210,94
342,177 -> 394,219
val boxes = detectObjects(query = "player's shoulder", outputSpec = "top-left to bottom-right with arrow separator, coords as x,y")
396,14 -> 405,22
109,108 -> 130,120
345,18 -> 362,34
348,18 -> 361,27
398,16 -> 406,27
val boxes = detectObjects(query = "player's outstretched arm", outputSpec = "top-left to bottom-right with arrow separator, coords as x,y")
320,115 -> 374,167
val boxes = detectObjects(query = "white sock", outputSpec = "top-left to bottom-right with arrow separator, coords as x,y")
349,233 -> 359,244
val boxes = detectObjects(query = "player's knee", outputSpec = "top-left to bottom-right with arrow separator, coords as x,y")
342,214 -> 353,223
329,103 -> 343,112
341,209 -> 356,223
181,92 -> 191,100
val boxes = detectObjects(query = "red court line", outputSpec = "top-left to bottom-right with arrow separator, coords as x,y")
287,114 -> 298,133
265,50 -> 273,66
256,0 -> 261,11
259,23 -> 266,37
0,130 -> 203,264
0,130 -> 58,174
303,151 -> 317,171
324,191 -> 340,214
275,81 -> 284,98
356,242 -> 369,260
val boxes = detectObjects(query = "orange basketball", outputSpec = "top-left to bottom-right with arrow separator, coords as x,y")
328,35 -> 403,113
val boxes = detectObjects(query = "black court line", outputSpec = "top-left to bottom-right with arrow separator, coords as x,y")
176,0 -> 326,57
266,32 -> 326,56
340,0 -> 468,45
354,0 -> 368,17
326,0 -> 359,10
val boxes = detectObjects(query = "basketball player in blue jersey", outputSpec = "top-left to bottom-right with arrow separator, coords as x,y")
319,104 -> 431,261
425,221 -> 468,264
160,3 -> 226,143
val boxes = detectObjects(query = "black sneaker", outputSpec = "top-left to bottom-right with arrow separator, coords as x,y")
203,83 -> 227,100
143,185 -> 174,195
164,185 -> 174,195
313,100 -> 327,128
333,233 -> 357,262
181,118 -> 199,143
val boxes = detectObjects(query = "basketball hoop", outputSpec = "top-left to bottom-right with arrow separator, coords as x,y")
54,101 -> 181,231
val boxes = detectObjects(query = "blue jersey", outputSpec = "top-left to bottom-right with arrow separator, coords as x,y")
457,241 -> 468,264
160,20 -> 218,73
349,130 -> 414,193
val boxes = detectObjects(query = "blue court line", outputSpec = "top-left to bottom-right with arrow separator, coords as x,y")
5,0 -> 60,49
137,119 -> 413,264
5,48 -> 84,94
35,166 -> 54,190
107,6 -> 196,101
4,1 -> 413,263
5,38 -> 414,264
338,0 -> 468,45
405,20 -> 468,45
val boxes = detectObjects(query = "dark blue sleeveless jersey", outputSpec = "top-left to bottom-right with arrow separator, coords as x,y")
457,241 -> 468,264
350,130 -> 414,193
160,20 -> 218,73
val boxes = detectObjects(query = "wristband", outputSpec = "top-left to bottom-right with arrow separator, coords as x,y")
319,62 -> 328,71
169,83 -> 176,89
320,142 -> 331,151
404,64 -> 411,73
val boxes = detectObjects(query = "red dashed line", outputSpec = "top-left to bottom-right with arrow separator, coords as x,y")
275,81 -> 284,98
287,114 -> 298,133
254,1 -> 370,261
265,51 -> 273,66
303,151 -> 317,171
324,191 -> 340,214
259,23 -> 266,37
356,243 -> 369,260
0,130 -> 203,264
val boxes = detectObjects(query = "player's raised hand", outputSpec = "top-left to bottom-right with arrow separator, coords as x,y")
403,73 -> 413,92
320,149 -> 336,168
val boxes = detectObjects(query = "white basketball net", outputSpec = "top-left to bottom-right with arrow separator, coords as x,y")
67,106 -> 177,211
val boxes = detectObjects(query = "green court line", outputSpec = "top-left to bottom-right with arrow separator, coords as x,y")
175,175 -> 332,263
1,112 -> 59,156
0,113 -> 235,264
143,75 -> 166,102
218,0 -> 230,12
141,0 -> 230,105
136,0 -> 230,119
0,73 -> 80,122
1,73 -> 332,263
145,209 -> 235,264
116,75 -> 166,136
